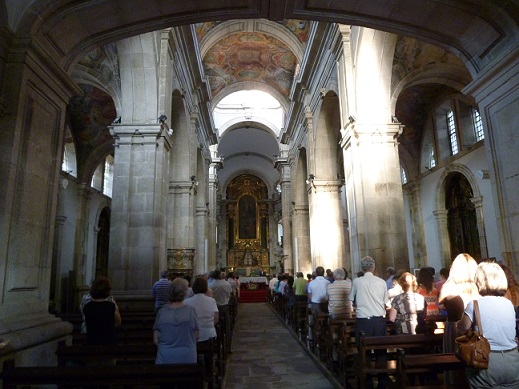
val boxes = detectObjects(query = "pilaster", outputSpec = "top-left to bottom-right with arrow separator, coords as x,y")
341,121 -> 409,275
274,149 -> 293,274
109,124 -> 168,291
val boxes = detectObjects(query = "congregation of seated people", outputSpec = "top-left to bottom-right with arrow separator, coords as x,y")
268,254 -> 519,389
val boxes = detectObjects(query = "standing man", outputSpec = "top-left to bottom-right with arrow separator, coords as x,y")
327,268 -> 352,318
349,256 -> 388,389
208,269 -> 233,352
307,266 -> 330,313
151,270 -> 171,312
293,272 -> 308,302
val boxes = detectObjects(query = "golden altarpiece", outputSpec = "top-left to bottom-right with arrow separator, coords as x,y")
226,174 -> 270,275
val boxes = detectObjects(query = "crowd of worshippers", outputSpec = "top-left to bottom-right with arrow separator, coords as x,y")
79,269 -> 241,365
269,256 -> 519,388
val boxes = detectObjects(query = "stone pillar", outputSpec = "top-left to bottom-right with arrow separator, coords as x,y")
307,177 -> 345,271
0,43 -> 76,363
471,196 -> 488,259
403,180 -> 427,269
74,184 -> 93,303
341,123 -> 409,275
50,178 -> 69,313
195,187 -> 209,275
207,151 -> 222,271
433,209 -> 451,268
275,151 -> 294,274
109,124 -> 171,292
217,199 -> 230,270
168,177 -> 196,272
463,53 -> 519,268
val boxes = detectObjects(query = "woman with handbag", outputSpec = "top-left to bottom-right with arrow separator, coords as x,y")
457,261 -> 519,388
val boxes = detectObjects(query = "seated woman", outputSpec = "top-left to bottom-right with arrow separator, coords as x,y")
184,276 -> 219,342
457,261 -> 519,388
153,277 -> 199,364
388,272 -> 426,334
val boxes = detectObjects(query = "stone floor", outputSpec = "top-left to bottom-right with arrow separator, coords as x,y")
222,303 -> 342,389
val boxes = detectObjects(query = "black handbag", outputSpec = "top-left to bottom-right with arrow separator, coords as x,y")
454,300 -> 491,369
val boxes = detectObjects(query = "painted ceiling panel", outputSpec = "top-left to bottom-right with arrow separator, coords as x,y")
203,32 -> 297,98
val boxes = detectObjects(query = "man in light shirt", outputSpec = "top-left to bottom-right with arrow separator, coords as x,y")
349,256 -> 388,389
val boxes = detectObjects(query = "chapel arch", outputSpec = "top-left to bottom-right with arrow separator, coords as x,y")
434,164 -> 486,266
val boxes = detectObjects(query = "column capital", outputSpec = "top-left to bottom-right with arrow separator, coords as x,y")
109,124 -> 163,146
340,122 -> 404,148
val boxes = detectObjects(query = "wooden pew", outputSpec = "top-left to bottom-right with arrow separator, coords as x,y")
354,332 -> 444,388
325,315 -> 355,372
0,358 -> 205,389
395,348 -> 468,388
56,339 -> 217,389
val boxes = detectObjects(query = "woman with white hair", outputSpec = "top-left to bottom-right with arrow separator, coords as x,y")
457,261 -> 519,388
153,277 -> 199,364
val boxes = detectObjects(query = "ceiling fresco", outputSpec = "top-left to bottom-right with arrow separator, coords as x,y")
77,43 -> 120,88
194,20 -> 309,45
68,84 -> 116,168
203,32 -> 297,97
392,36 -> 466,92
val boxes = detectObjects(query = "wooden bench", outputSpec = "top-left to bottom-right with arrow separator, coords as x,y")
56,339 -> 217,389
355,332 -> 444,388
0,358 -> 205,389
395,348 -> 468,388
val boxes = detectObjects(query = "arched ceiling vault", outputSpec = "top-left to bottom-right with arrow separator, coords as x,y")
13,0 -> 518,75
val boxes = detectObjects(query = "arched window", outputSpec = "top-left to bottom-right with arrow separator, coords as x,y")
401,167 -> 408,184
446,110 -> 459,155
91,154 -> 114,197
61,130 -> 77,177
472,109 -> 484,142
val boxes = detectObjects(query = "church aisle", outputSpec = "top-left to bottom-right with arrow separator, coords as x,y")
222,303 -> 341,389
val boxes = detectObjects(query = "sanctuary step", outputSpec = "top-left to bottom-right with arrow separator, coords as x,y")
239,289 -> 267,303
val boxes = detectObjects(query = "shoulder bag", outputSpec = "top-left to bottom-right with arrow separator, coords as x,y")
454,300 -> 491,369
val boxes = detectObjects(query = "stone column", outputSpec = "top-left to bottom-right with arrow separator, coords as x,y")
341,123 -> 409,274
207,152 -> 222,271
50,178 -> 69,313
275,150 -> 294,274
433,209 -> 451,268
0,44 -> 76,363
109,124 -> 171,292
463,50 -> 519,268
74,184 -> 93,303
471,196 -> 489,259
307,177 -> 345,272
195,168 -> 209,275
403,180 -> 427,269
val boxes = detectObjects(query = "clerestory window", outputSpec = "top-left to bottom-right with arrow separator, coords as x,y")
447,110 -> 458,155
472,108 -> 484,142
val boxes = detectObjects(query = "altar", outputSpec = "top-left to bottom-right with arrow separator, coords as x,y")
238,276 -> 268,290
239,276 -> 268,284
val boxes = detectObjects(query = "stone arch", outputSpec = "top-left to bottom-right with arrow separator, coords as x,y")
81,141 -> 115,185
13,1 -> 516,77
218,117 -> 281,140
390,63 -> 473,115
434,164 -> 485,265
210,81 -> 289,113
170,89 -> 192,179
199,19 -> 304,62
